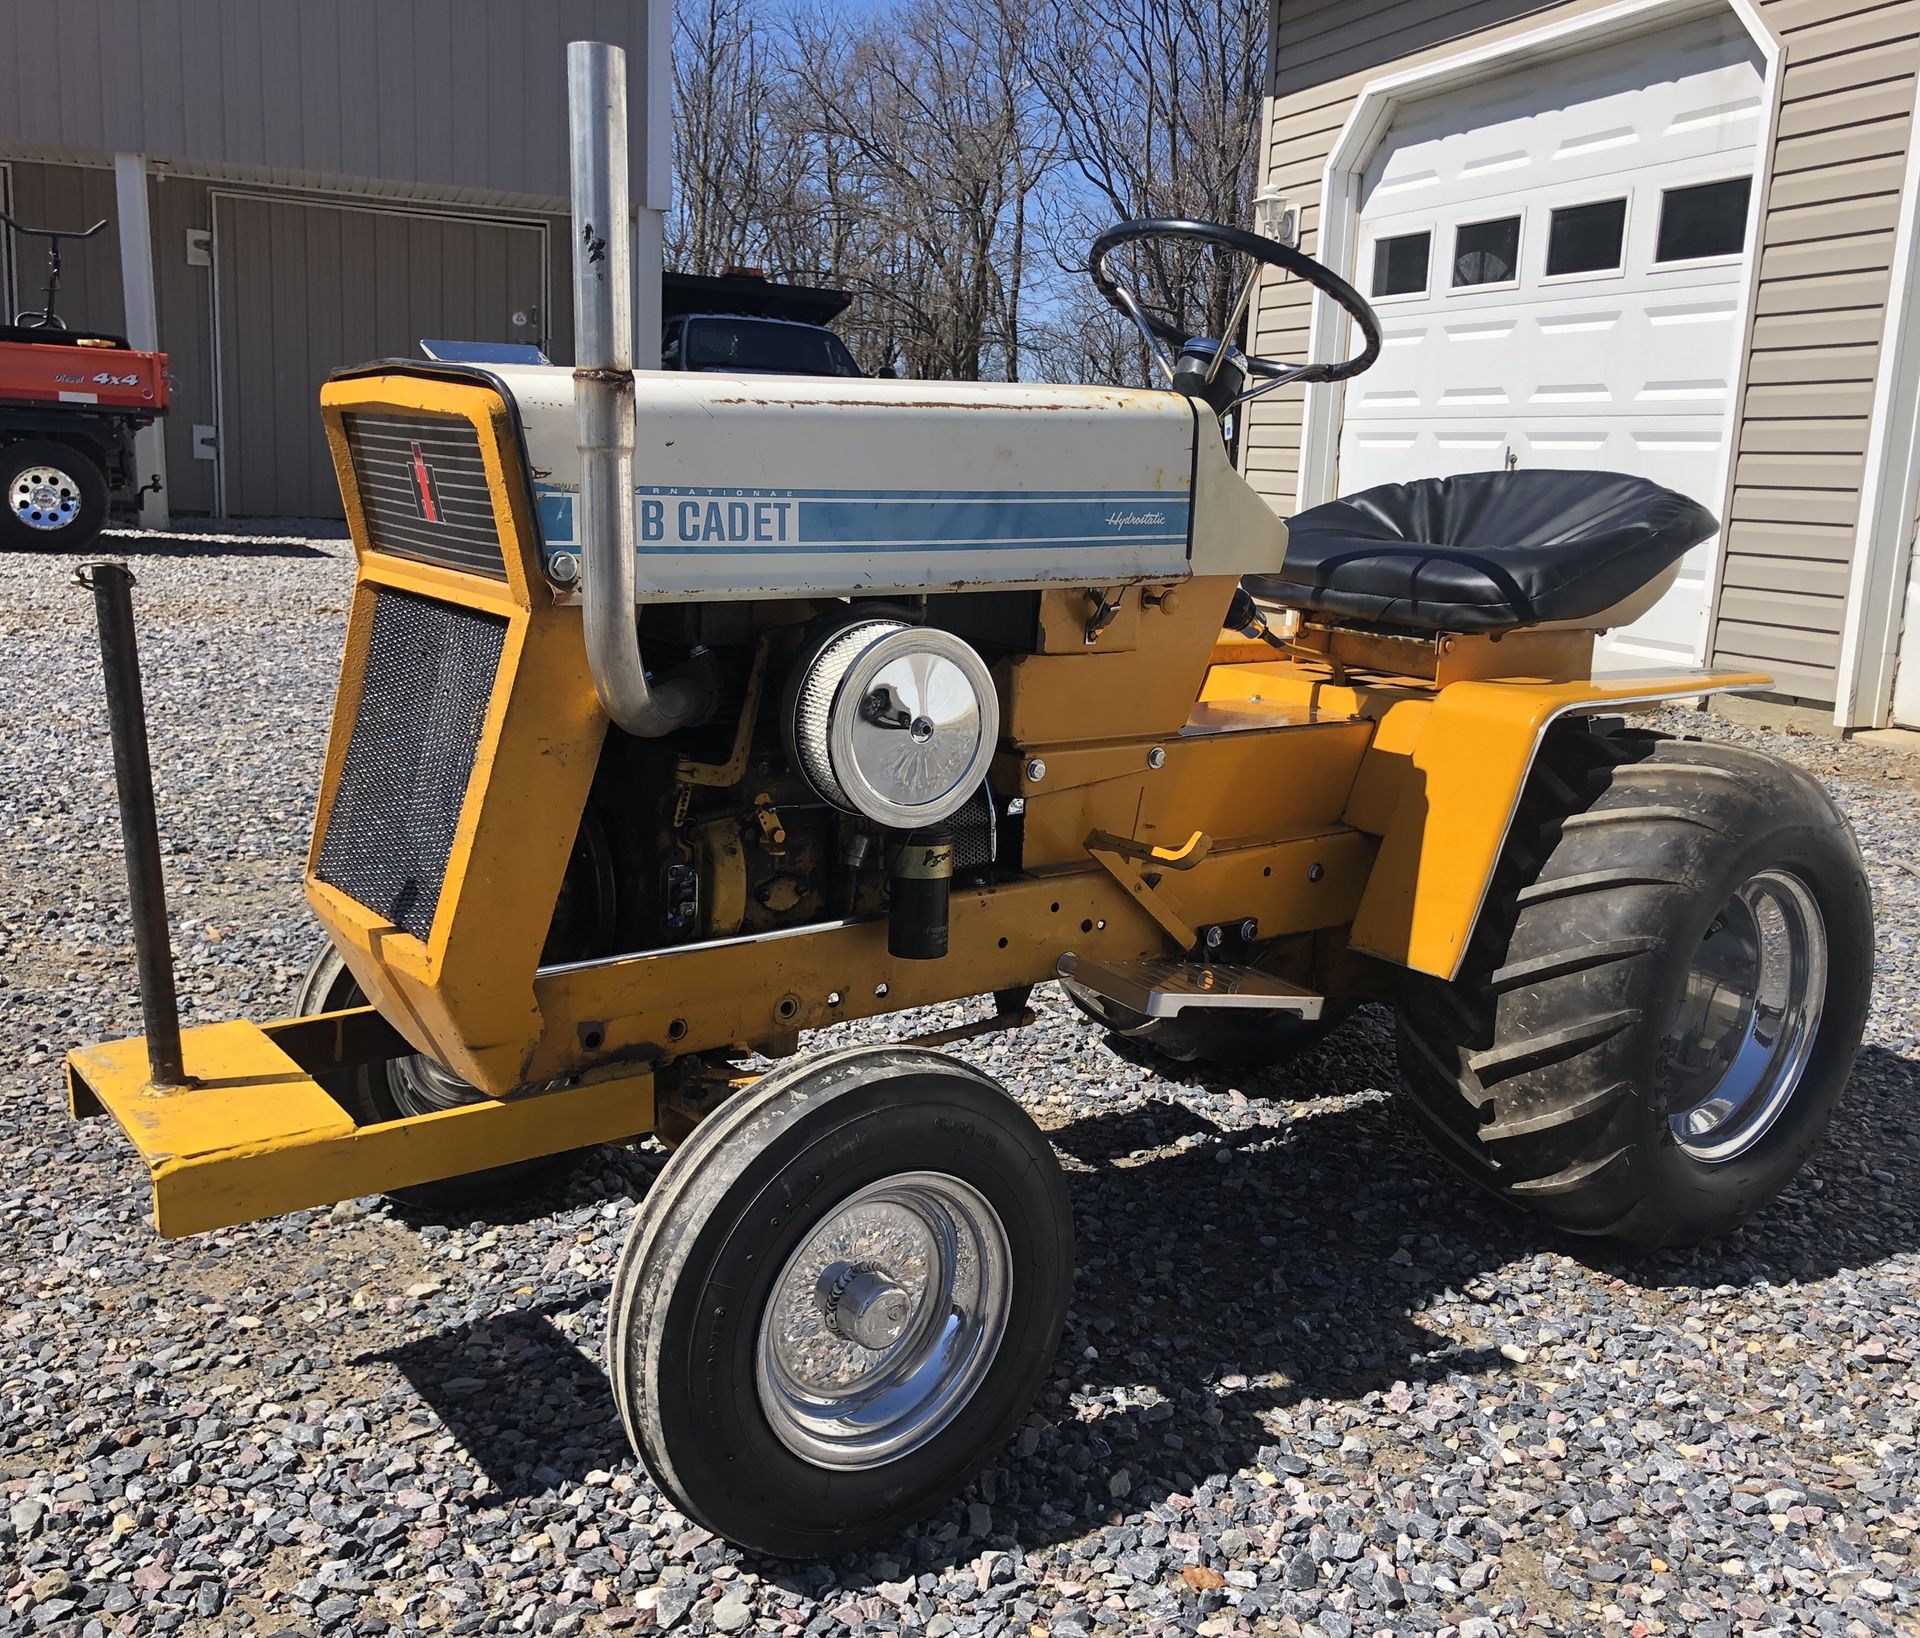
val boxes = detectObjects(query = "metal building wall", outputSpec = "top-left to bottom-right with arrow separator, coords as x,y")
0,0 -> 658,208
0,0 -> 658,520
4,161 -> 123,331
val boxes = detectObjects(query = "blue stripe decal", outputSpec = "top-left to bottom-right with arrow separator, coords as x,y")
795,498 -> 1182,546
534,483 -> 1190,556
633,536 -> 1183,556
639,486 -> 1181,502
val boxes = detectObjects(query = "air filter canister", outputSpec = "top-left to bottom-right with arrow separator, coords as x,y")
787,618 -> 998,829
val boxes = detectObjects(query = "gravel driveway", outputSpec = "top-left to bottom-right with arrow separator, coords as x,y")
2,528 -> 1916,1638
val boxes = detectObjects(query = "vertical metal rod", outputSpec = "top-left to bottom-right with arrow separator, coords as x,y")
80,561 -> 186,1087
567,39 -> 710,738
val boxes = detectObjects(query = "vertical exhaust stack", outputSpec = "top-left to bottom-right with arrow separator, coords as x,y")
566,40 -> 712,737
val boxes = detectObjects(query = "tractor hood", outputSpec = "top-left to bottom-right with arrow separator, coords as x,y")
481,364 -> 1282,602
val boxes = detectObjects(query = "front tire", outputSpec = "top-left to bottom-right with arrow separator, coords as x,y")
606,1045 -> 1073,1557
1396,728 -> 1871,1250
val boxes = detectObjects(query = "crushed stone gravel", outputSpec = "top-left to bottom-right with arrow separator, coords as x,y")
1,526 -> 1916,1637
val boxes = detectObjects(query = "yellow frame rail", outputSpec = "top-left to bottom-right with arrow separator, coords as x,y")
68,1010 -> 655,1237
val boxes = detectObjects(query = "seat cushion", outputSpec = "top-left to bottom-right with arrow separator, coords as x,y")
1243,470 -> 1719,632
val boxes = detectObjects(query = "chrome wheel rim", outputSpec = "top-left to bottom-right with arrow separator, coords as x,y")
387,1051 -> 484,1114
755,1171 -> 1010,1470
10,464 -> 80,532
1660,868 -> 1828,1164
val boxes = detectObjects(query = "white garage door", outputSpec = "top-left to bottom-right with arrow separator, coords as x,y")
1337,14 -> 1765,666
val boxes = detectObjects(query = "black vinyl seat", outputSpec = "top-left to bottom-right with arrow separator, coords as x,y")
1242,469 -> 1719,633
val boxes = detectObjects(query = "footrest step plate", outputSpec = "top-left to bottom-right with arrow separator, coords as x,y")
1056,954 -> 1325,1020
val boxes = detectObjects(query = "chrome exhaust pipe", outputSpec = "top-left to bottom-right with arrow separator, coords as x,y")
566,39 -> 713,738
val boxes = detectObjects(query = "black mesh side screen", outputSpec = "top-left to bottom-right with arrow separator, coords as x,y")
315,590 -> 508,942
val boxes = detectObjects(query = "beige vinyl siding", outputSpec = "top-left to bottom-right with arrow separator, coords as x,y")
1247,0 -> 1920,706
1713,2 -> 1920,699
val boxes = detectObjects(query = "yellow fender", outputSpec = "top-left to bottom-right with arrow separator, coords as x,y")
1345,670 -> 1769,979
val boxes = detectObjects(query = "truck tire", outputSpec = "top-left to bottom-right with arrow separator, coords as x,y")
0,439 -> 108,551
298,942 -> 574,1211
1395,727 -> 1871,1250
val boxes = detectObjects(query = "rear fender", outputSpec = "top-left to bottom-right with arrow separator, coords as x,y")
1348,669 -> 1768,979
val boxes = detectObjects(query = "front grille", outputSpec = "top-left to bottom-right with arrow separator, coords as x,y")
342,411 -> 508,579
315,589 -> 507,941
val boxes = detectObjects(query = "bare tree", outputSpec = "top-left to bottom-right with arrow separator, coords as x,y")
670,0 -> 787,273
788,0 -> 1052,380
664,0 -> 1262,384
1023,0 -> 1268,360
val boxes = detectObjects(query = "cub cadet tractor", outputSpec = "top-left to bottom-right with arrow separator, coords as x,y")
67,43 -> 1870,1558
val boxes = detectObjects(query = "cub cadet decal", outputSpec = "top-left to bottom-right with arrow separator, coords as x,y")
649,495 -> 796,544
533,485 -> 1190,557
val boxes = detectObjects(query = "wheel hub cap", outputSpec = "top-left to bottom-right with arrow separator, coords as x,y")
1659,868 -> 1827,1164
756,1172 -> 1011,1470
11,465 -> 79,531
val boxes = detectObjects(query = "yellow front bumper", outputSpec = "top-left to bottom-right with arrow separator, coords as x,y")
67,1009 -> 654,1237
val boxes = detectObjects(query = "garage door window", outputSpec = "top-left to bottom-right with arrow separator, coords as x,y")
1545,197 -> 1627,277
1371,230 -> 1431,298
1655,176 -> 1751,263
1452,216 -> 1521,288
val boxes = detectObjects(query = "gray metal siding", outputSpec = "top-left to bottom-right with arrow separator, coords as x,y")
0,0 -> 654,206
1247,0 -> 1920,706
215,193 -> 547,517
9,161 -> 572,518
3,161 -> 123,332
148,175 -> 218,515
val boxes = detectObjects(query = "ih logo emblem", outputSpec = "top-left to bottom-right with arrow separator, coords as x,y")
408,440 -> 444,524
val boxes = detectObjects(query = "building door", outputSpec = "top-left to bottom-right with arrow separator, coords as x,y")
213,194 -> 545,519
1336,13 -> 1764,667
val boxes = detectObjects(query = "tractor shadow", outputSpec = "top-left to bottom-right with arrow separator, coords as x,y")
362,1298 -> 633,1503
361,1010 -> 1920,1571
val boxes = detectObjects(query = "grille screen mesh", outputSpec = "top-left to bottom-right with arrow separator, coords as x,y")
315,590 -> 507,941
342,411 -> 508,579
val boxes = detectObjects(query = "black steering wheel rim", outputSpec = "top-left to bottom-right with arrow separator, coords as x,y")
1089,216 -> 1383,385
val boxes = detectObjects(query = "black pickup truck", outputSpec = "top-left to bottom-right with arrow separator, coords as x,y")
659,270 -> 866,378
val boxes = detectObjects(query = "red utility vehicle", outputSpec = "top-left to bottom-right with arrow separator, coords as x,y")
0,214 -> 168,550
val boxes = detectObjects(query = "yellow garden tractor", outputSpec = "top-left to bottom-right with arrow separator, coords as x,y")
68,44 -> 1870,1557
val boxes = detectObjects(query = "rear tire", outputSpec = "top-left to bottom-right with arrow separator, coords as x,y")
1395,727 -> 1871,1250
298,942 -> 573,1211
0,439 -> 108,551
606,1045 -> 1073,1557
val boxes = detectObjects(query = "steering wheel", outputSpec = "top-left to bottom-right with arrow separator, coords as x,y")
1089,218 -> 1382,398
